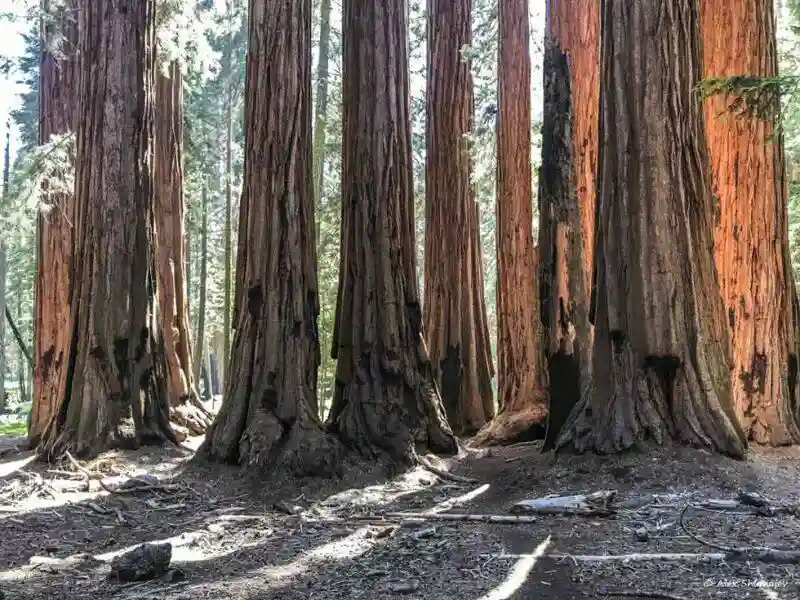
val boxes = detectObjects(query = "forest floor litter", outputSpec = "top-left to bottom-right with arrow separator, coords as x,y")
0,435 -> 798,599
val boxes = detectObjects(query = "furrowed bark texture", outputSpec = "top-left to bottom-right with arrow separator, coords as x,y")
154,62 -> 211,436
202,0 -> 341,475
539,0 -> 599,451
31,0 -> 77,446
328,0 -> 457,462
38,0 -> 178,459
423,0 -> 494,436
556,0 -> 747,458
700,0 -> 800,445
474,0 -> 547,446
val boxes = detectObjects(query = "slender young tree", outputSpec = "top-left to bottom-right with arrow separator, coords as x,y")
193,183 -> 208,391
312,0 -> 332,214
0,118 -> 8,415
557,0 -> 747,457
38,0 -> 177,458
700,0 -> 800,445
327,0 -> 457,461
154,61 -> 211,435
539,0 -> 599,451
474,0 -> 547,445
424,0 -> 494,436
202,0 -> 341,474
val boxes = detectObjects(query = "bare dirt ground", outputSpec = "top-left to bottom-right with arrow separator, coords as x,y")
0,434 -> 798,600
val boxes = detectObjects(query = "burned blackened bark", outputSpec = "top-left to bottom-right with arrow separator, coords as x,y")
700,0 -> 800,445
557,0 -> 747,458
30,0 -> 77,446
154,62 -> 211,435
201,0 -> 341,475
539,0 -> 599,452
327,0 -> 457,462
38,0 -> 178,459
423,0 -> 494,436
473,0 -> 547,446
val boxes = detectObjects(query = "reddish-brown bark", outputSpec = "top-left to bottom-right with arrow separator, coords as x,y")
202,0 -> 341,474
154,62 -> 212,436
327,0 -> 457,462
38,0 -> 177,459
701,0 -> 800,445
557,0 -> 746,458
474,0 -> 547,445
30,0 -> 77,446
423,0 -> 494,436
539,0 -> 600,451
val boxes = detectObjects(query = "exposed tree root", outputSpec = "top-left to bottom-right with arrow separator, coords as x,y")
169,399 -> 212,436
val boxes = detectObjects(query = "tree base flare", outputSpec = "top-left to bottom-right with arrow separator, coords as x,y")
203,402 -> 345,478
555,345 -> 747,459
471,405 -> 547,447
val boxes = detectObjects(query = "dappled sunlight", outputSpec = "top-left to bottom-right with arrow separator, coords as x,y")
255,526 -> 375,589
319,467 -> 441,511
477,535 -> 552,600
0,453 -> 36,479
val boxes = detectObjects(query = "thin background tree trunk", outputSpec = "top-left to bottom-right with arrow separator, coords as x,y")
193,183 -> 209,392
0,119 -> 8,414
701,0 -> 800,445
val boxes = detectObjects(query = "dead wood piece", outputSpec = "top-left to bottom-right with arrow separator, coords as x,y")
109,542 -> 172,583
64,451 -> 177,495
512,490 -> 617,516
378,511 -> 538,524
417,456 -> 478,484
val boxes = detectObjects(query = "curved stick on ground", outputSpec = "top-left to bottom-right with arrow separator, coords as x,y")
600,591 -> 690,600
679,504 -> 734,552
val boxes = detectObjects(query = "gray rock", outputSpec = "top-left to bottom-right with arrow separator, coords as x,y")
109,542 -> 172,583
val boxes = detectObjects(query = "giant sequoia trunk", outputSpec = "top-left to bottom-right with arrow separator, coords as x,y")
473,0 -> 547,446
38,0 -> 177,459
423,0 -> 494,436
327,0 -> 457,462
700,0 -> 800,445
557,0 -> 747,458
539,0 -> 599,452
202,0 -> 341,475
154,62 -> 212,436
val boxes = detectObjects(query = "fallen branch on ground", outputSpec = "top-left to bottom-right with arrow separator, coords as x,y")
600,590 -> 690,600
495,551 -> 800,564
676,503 -> 800,564
417,456 -> 479,484
356,512 -> 539,524
64,451 -> 178,495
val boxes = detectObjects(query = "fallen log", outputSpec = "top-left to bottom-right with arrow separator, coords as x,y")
512,490 -> 617,516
